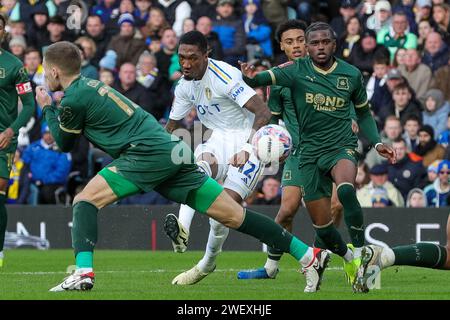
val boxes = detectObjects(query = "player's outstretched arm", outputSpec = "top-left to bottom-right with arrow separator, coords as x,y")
355,104 -> 396,164
36,86 -> 78,152
239,61 -> 274,88
165,119 -> 182,134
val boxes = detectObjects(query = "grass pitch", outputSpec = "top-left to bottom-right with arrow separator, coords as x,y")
0,249 -> 449,300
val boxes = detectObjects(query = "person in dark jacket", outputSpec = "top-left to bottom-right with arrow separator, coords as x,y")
212,0 -> 246,67
191,0 -> 218,22
196,15 -> 224,60
26,5 -> 49,52
83,15 -> 112,68
387,138 -> 427,201
422,32 -> 450,73
330,0 -> 358,36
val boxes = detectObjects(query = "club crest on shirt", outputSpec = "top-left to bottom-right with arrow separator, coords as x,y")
0,68 -> 5,78
283,170 -> 292,181
205,87 -> 212,100
337,77 -> 349,90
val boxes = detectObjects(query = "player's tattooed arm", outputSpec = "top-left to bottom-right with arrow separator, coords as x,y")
229,94 -> 271,167
165,119 -> 182,134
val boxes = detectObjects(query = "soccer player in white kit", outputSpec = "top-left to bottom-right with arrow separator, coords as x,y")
165,31 -> 272,285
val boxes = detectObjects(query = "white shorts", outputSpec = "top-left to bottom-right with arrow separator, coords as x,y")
194,131 -> 264,199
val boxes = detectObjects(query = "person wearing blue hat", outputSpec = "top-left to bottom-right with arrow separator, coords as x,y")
424,159 -> 450,207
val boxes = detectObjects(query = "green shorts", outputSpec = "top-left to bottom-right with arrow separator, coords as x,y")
0,144 -> 17,179
281,153 -> 302,187
299,148 -> 358,202
98,141 -> 223,211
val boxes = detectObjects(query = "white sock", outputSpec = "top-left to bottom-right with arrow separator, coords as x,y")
343,248 -> 354,262
353,246 -> 362,259
299,247 -> 314,267
76,267 -> 93,274
197,219 -> 229,273
264,258 -> 279,276
178,204 -> 196,232
380,247 -> 395,269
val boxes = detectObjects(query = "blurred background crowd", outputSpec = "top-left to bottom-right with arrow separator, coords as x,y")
1,0 -> 450,208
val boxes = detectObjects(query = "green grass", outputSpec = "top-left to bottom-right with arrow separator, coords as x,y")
0,249 -> 449,300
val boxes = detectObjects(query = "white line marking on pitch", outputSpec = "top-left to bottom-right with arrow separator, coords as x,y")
0,267 -> 343,275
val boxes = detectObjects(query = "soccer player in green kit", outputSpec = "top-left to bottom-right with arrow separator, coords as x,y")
0,14 -> 35,268
240,22 -> 396,292
36,41 -> 330,293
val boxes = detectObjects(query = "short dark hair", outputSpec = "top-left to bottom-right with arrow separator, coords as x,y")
392,82 -> 412,94
0,14 -> 7,28
24,47 -> 41,57
276,19 -> 307,42
44,41 -> 81,76
404,114 -> 421,124
179,30 -> 208,54
393,137 -> 406,144
305,22 -> 337,42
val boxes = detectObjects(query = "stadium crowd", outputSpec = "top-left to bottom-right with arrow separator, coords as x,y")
1,0 -> 450,207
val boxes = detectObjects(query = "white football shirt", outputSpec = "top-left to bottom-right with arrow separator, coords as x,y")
170,58 -> 256,141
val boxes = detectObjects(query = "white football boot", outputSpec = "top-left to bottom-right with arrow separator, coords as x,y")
302,248 -> 330,293
164,214 -> 189,253
49,269 -> 95,292
172,265 -> 216,285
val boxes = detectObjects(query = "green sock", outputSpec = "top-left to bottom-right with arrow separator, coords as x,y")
314,222 -> 348,256
237,209 -> 309,260
313,235 -> 328,249
337,184 -> 365,247
72,201 -> 98,264
393,243 -> 448,269
0,194 -> 6,251
267,247 -> 283,261
76,251 -> 93,269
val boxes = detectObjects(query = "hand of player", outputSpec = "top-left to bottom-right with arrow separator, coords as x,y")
238,60 -> 255,79
35,86 -> 52,109
229,150 -> 250,167
0,128 -> 14,149
376,143 -> 396,164
351,119 -> 359,134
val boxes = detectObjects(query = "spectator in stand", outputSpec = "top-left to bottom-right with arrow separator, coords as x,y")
84,15 -> 111,68
422,32 -> 449,73
191,0 -> 218,22
7,149 -> 24,204
417,19 -> 433,52
136,51 -> 172,120
371,187 -> 393,207
366,0 -> 392,33
379,82 -> 422,128
182,18 -> 195,35
423,89 -> 450,139
105,0 -> 136,38
27,5 -> 49,52
40,15 -> 73,53
75,37 -> 98,80
392,0 -> 418,35
355,161 -> 371,190
426,160 -> 441,185
438,113 -> 450,148
253,176 -> 281,205
432,3 -> 450,45
141,7 -> 171,41
155,27 -> 178,83
392,47 -> 407,68
91,0 -> 119,24
415,0 -> 433,25
415,125 -> 446,167
406,188 -> 427,207
8,35 -> 26,60
365,116 -> 402,169
387,138 -> 427,201
367,55 -> 390,116
112,62 -> 152,113
134,0 -> 152,28
242,0 -> 273,61
196,16 -> 224,60
99,49 -> 117,73
107,13 -> 146,66
157,0 -> 192,37
336,16 -> 362,61
424,159 -> 450,207
213,0 -> 246,67
357,163 -> 405,207
430,57 -> 450,101
18,0 -> 54,25
99,68 -> 115,86
348,29 -> 389,83
66,136 -> 90,203
260,0 -> 289,33
330,0 -> 358,37
398,48 -> 432,104
21,125 -> 71,204
377,11 -> 417,63
8,20 -> 27,41
24,47 -> 45,87
402,114 -> 421,153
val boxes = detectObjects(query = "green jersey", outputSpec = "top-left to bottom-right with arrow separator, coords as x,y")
51,76 -> 177,159
0,48 -> 35,137
248,56 -> 368,162
268,85 -> 300,150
